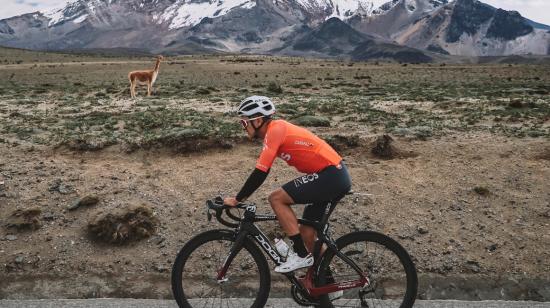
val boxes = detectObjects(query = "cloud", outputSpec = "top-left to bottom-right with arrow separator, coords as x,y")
0,0 -> 67,19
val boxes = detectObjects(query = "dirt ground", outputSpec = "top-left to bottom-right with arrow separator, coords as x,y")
1,131 -> 549,299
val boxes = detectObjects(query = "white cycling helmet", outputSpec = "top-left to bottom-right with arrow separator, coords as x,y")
237,96 -> 275,117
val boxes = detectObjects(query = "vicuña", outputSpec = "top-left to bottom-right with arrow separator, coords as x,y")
128,55 -> 164,98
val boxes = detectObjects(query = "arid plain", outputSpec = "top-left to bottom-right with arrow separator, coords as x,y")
0,48 -> 549,300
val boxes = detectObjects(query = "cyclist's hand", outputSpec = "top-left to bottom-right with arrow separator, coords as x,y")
223,197 -> 239,207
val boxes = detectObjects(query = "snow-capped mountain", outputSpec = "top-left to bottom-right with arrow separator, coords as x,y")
0,0 -> 389,55
347,0 -> 450,38
0,0 -> 548,57
373,0 -> 448,15
38,0 -> 375,31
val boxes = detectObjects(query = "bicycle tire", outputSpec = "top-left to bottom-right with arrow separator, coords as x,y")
171,229 -> 271,308
316,231 -> 418,308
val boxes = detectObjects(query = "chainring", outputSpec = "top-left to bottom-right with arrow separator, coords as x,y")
291,284 -> 320,307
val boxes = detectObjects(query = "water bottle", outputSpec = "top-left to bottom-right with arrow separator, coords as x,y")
274,238 -> 290,257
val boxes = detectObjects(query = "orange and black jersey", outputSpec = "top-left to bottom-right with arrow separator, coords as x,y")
256,120 -> 342,174
236,119 -> 342,202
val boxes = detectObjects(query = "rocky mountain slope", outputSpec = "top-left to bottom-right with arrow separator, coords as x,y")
390,0 -> 550,56
274,17 -> 435,62
0,0 -> 548,57
348,0 -> 450,38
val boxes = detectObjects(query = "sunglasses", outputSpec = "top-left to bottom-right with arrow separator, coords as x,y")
239,116 -> 264,129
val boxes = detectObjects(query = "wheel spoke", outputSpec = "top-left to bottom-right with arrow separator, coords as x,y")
316,231 -> 417,308
172,231 -> 269,308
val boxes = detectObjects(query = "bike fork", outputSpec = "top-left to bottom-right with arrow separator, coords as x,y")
216,230 -> 248,282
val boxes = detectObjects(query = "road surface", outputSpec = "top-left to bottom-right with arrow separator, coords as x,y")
0,299 -> 549,308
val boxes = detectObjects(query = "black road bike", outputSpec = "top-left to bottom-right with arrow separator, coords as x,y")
171,196 -> 418,307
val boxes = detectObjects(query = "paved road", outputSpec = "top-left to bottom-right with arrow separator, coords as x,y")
0,299 -> 549,308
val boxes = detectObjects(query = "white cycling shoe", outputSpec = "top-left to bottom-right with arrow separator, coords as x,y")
274,252 -> 313,273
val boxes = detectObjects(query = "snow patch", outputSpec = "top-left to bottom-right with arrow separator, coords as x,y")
43,0 -> 82,26
405,0 -> 415,13
44,6 -> 67,26
293,0 -> 374,19
162,0 -> 256,30
327,0 -> 375,19
73,14 -> 88,24
87,1 -> 96,13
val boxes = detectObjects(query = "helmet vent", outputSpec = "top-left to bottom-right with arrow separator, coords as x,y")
242,104 -> 258,112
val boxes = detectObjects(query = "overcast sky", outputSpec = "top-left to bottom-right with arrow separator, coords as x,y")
1,0 -> 549,25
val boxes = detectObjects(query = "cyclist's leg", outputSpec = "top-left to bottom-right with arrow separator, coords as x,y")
300,202 -> 330,253
300,224 -> 317,253
269,189 -> 313,272
268,188 -> 299,236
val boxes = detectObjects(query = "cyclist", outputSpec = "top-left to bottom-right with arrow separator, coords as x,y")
224,96 -> 352,273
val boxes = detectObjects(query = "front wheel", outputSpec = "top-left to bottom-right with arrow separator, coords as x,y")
171,229 -> 271,308
316,231 -> 418,308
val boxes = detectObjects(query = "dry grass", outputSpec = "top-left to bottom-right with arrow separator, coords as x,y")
370,134 -> 418,159
5,207 -> 42,231
87,205 -> 159,244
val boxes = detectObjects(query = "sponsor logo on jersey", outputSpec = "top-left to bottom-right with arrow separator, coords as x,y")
293,173 -> 319,187
294,140 -> 313,147
280,152 -> 291,161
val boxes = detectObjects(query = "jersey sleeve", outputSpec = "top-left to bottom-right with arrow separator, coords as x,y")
255,122 -> 285,172
235,168 -> 270,202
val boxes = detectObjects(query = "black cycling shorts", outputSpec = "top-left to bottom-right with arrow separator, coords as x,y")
282,161 -> 352,222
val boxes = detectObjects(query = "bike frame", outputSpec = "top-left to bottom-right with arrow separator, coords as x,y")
215,203 -> 370,299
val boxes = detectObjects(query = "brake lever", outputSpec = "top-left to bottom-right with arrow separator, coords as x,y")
205,201 -> 212,222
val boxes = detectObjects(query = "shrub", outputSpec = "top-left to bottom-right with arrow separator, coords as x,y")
196,87 -> 211,95
88,206 -> 159,244
6,208 -> 42,230
267,82 -> 283,94
473,186 -> 490,196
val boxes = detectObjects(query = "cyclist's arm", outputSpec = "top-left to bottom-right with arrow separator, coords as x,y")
236,168 -> 270,202
236,121 -> 285,202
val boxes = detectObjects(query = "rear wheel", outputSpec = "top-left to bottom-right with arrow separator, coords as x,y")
171,229 -> 271,308
316,231 -> 418,308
